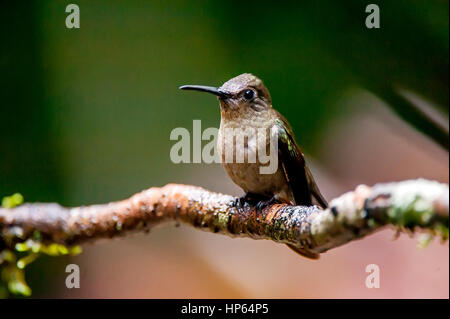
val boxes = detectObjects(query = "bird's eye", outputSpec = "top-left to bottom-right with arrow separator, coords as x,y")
243,89 -> 255,100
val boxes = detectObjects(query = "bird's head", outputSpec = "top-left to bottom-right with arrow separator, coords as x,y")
180,73 -> 272,120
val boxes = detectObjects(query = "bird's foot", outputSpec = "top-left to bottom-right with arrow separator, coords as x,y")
256,196 -> 281,212
233,192 -> 262,210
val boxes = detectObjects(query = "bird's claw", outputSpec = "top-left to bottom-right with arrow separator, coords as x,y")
233,194 -> 280,212
256,196 -> 280,212
233,193 -> 260,210
233,196 -> 245,210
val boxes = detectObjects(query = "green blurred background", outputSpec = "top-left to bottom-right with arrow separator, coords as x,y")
1,0 -> 448,298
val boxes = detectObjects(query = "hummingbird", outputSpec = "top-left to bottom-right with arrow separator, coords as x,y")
180,73 -> 327,258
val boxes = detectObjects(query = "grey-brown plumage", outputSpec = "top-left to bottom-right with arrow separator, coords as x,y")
180,73 -> 327,258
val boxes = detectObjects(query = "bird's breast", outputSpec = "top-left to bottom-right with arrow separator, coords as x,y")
217,121 -> 292,201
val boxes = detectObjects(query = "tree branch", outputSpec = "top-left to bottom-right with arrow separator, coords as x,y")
0,179 -> 448,257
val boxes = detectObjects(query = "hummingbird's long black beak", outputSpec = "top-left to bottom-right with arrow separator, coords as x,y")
179,85 -> 231,98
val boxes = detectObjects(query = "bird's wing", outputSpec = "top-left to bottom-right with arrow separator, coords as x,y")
274,113 -> 328,208
305,165 -> 328,208
274,112 -> 327,260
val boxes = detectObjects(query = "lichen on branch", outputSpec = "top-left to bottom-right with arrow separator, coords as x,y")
0,179 -> 448,253
0,178 -> 448,296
